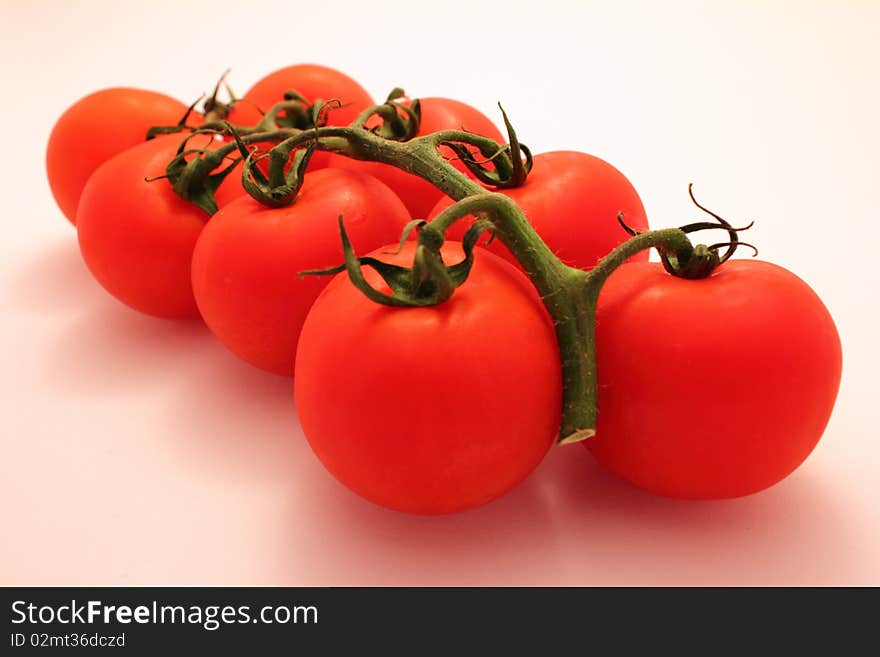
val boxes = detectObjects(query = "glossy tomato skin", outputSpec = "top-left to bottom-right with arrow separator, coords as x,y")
76,133 -> 246,319
326,98 -> 505,219
244,63 -> 373,127
589,260 -> 842,499
429,151 -> 649,270
47,88 -> 196,224
192,169 -> 411,375
294,242 -> 562,514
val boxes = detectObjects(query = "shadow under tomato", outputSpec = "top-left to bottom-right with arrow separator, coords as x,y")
2,237 -> 95,315
157,342 -> 570,585
11,239 -> 211,398
531,446 -> 859,585
159,345 -> 309,486
39,301 -> 208,398
269,446 -> 567,586
268,440 -> 859,586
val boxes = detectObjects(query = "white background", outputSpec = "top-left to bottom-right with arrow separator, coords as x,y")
0,0 -> 878,584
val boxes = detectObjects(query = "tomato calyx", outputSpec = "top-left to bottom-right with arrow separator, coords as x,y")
617,184 -> 758,280
444,104 -> 533,189
301,218 -> 493,307
226,124 -> 315,208
148,70 -> 253,140
153,133 -> 243,215
258,91 -> 332,130
152,94 -> 329,215
351,88 -> 421,142
200,68 -> 242,123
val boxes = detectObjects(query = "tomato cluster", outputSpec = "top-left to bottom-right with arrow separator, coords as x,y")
47,63 -> 842,514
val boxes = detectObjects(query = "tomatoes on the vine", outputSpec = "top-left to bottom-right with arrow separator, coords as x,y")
588,260 -> 842,499
294,242 -> 561,514
53,64 -> 844,515
430,151 -> 649,270
191,169 -> 411,375
76,133 -> 247,319
326,97 -> 505,218
46,88 -> 198,224
243,63 -> 373,126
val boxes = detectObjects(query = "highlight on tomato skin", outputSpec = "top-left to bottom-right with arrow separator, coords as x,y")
326,97 -> 506,219
46,87 -> 199,225
191,168 -> 413,376
587,259 -> 843,499
429,150 -> 649,271
75,133 -> 246,320
294,241 -> 562,515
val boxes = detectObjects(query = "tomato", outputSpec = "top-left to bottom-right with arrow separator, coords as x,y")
429,151 -> 649,270
191,169 -> 411,375
588,260 -> 842,499
326,97 -> 505,219
47,88 -> 199,224
243,63 -> 373,127
76,133 -> 247,319
294,241 -> 561,514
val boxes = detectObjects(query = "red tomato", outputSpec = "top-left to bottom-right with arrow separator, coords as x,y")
47,88 -> 198,224
243,63 -> 373,127
294,242 -> 561,514
326,97 -> 505,219
191,169 -> 411,375
588,260 -> 842,499
76,133 -> 247,319
429,151 -> 649,270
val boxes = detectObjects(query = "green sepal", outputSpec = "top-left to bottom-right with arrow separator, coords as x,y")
442,219 -> 495,288
299,216 -> 492,307
495,103 -> 532,188
146,124 -> 190,140
443,139 -> 527,188
227,125 -> 314,208
147,95 -> 203,140
384,219 -> 427,255
354,89 -> 421,142
274,103 -> 311,130
283,90 -> 310,104
311,98 -> 339,128
386,88 -> 407,102
163,133 -> 242,216
260,92 -> 317,130
441,105 -> 532,188
617,183 -> 758,280
659,244 -> 721,279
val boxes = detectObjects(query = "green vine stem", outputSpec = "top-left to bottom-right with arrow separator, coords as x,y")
165,99 -> 727,444
429,196 -> 695,442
